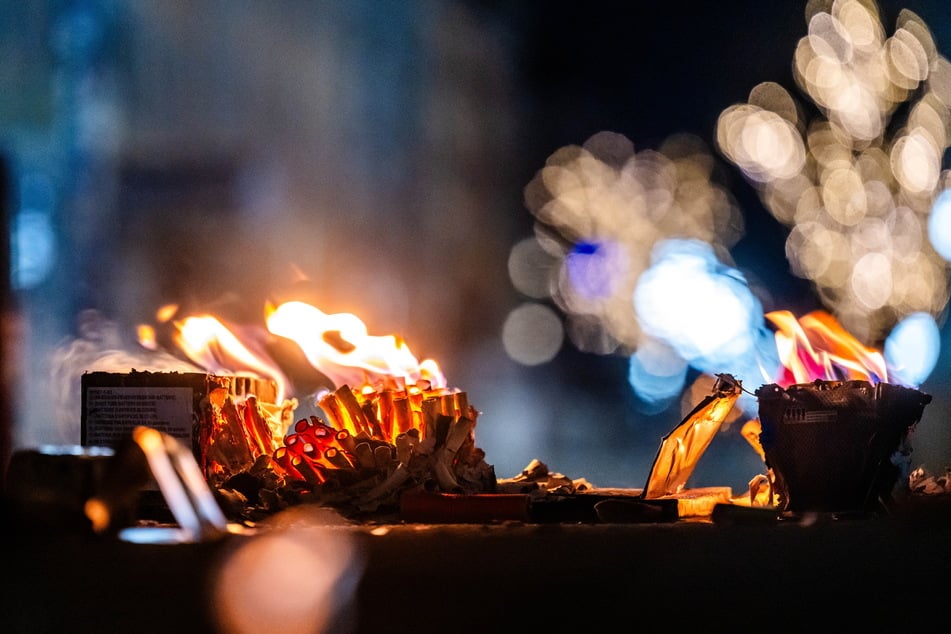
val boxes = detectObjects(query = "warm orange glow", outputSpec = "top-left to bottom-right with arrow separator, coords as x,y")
175,314 -> 290,402
265,300 -> 446,391
134,296 -> 480,484
644,376 -> 741,499
156,303 -> 180,323
740,419 -> 765,461
766,309 -> 889,386
137,324 -> 158,350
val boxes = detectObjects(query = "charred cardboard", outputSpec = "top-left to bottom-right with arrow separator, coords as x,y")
756,379 -> 932,514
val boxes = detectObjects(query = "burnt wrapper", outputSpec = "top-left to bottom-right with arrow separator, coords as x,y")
756,379 -> 932,515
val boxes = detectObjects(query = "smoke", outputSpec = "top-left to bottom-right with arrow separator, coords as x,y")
50,309 -> 201,440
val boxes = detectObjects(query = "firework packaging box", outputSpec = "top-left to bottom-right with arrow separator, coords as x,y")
756,379 -> 932,515
81,370 -> 285,486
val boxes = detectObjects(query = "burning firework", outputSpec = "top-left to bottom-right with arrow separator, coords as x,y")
81,300 -> 497,521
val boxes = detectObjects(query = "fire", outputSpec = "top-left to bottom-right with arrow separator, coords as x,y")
173,314 -> 292,403
265,300 -> 446,392
257,301 -> 488,501
766,309 -> 890,387
135,298 -> 486,498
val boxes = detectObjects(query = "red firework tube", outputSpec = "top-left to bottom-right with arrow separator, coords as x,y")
298,443 -> 334,470
420,397 -> 441,443
352,442 -> 376,469
308,416 -> 338,447
391,397 -> 413,441
453,392 -> 468,418
218,398 -> 255,466
317,392 -> 353,436
290,454 -> 326,485
334,386 -> 374,436
291,420 -> 322,448
301,441 -> 320,461
361,400 -> 385,441
294,416 -> 335,439
283,433 -> 308,459
375,389 -> 395,443
272,446 -> 304,480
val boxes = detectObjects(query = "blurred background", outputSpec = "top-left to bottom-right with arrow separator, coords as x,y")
2,0 -> 950,492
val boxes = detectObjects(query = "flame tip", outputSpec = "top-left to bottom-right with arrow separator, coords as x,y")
769,310 -> 890,387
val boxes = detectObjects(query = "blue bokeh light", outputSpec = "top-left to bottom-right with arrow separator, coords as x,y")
630,238 -> 777,415
13,211 -> 56,290
928,189 -> 951,262
627,337 -> 688,407
884,311 -> 941,387
565,239 -> 624,300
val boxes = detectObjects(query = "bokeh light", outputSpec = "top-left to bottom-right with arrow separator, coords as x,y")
506,0 -> 949,417
884,310 -> 941,387
502,302 -> 564,366
12,171 -> 58,290
716,0 -> 951,343
565,240 -> 626,300
508,130 -> 743,379
632,239 -> 775,412
212,506 -> 363,634
627,337 -> 688,410
929,189 -> 951,261
508,236 -> 560,299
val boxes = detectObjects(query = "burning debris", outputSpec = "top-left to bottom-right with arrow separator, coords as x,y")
69,299 -> 941,527
909,466 -> 951,495
253,381 -> 497,519
757,379 -> 932,514
80,365 -> 753,525
643,373 -> 742,500
73,301 -> 497,522
497,458 -> 594,496
82,372 -> 497,523
497,374 -> 768,522
751,309 -> 936,515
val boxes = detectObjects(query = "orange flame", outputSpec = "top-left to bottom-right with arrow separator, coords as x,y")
766,310 -> 889,386
265,300 -> 446,392
173,314 -> 291,402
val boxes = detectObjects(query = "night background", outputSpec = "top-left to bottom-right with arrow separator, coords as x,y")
2,0 -> 950,493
